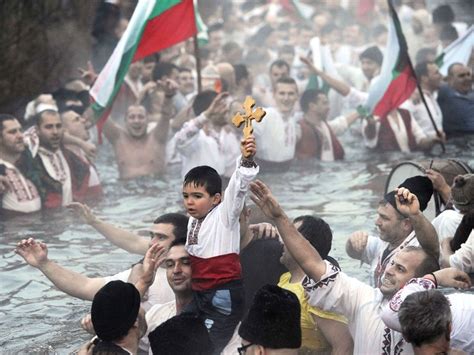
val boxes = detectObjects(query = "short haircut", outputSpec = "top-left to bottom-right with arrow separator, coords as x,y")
414,61 -> 434,78
169,237 -> 187,249
294,215 -> 332,259
152,62 -> 178,81
192,90 -> 218,116
300,89 -> 326,113
153,213 -> 189,240
447,62 -> 463,76
35,109 -> 59,127
275,76 -> 297,88
399,290 -> 451,347
432,4 -> 455,24
0,113 -> 17,131
233,64 -> 249,84
270,59 -> 290,73
178,66 -> 192,74
403,246 -> 440,277
415,48 -> 437,64
183,165 -> 222,196
222,41 -> 241,53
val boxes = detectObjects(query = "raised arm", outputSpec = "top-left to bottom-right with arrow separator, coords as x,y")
250,180 -> 327,281
395,187 -> 440,259
102,116 -> 122,144
300,56 -> 351,96
153,79 -> 178,144
69,202 -> 149,255
15,238 -> 105,300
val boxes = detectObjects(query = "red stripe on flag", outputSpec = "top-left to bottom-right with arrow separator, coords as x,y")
373,65 -> 417,118
133,0 -> 196,62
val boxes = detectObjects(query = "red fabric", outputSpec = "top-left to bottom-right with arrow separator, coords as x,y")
133,0 -> 197,62
44,192 -> 62,209
373,65 -> 417,119
357,0 -> 375,23
189,253 -> 241,291
377,108 -> 417,151
295,120 -> 344,160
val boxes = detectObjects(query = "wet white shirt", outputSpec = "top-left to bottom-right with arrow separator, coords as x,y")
432,209 -> 463,242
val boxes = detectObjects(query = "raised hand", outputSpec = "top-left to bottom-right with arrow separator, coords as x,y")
348,231 -> 369,254
433,267 -> 472,289
80,313 -> 96,335
250,180 -> 284,220
205,92 -> 230,126
78,61 -> 98,87
141,243 -> 167,286
15,237 -> 49,268
68,202 -> 100,225
249,222 -> 280,241
395,187 -> 420,217
241,135 -> 256,160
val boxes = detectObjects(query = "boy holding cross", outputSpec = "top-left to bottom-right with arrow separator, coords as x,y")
180,97 -> 263,353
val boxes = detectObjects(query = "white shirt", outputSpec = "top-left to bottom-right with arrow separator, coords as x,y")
253,107 -> 302,162
402,91 -> 443,139
145,301 -> 178,355
318,115 -> 349,161
0,159 -> 41,213
432,209 -> 463,242
450,231 -> 474,273
37,147 -> 73,206
381,277 -> 474,353
185,158 -> 258,258
303,261 -> 412,354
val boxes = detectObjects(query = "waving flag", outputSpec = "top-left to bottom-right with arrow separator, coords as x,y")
364,0 -> 416,118
90,0 -> 197,140
436,26 -> 474,76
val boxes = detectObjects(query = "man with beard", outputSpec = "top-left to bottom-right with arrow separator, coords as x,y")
250,179 -> 440,354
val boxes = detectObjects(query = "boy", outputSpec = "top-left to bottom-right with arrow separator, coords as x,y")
182,135 -> 258,353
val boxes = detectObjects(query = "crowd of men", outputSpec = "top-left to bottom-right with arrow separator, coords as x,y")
3,0 -> 474,354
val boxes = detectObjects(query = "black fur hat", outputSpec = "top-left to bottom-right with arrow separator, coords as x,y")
385,175 -> 433,212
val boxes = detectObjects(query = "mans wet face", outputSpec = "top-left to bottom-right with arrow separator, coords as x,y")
164,245 -> 192,293
148,223 -> 176,250
375,203 -> 408,245
61,110 -> 90,141
0,118 -> 24,154
274,82 -> 298,115
360,58 -> 380,81
125,105 -> 148,138
37,111 -> 63,151
448,64 -> 472,94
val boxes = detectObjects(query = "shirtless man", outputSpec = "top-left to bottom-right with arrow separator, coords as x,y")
103,92 -> 176,180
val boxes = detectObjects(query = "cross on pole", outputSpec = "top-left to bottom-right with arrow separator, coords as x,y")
232,96 -> 266,142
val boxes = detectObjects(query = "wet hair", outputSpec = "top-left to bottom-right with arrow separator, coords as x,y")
399,290 -> 451,347
270,59 -> 290,74
152,62 -> 179,81
432,5 -> 455,24
183,165 -> 222,196
222,41 -> 241,53
0,113 -> 17,131
439,24 -> 458,42
447,62 -> 464,76
300,89 -> 327,113
414,61 -> 435,78
403,246 -> 440,277
415,48 -> 437,65
293,215 -> 332,259
233,64 -> 249,85
192,90 -> 218,116
178,66 -> 192,74
153,213 -> 189,240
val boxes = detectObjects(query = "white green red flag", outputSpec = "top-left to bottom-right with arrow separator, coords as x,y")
90,0 -> 196,140
436,25 -> 474,76
363,0 -> 416,118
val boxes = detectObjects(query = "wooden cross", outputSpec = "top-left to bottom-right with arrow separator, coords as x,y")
232,96 -> 266,157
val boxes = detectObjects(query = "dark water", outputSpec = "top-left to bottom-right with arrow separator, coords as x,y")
1,134 -> 473,354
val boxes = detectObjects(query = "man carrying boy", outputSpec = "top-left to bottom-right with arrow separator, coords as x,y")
181,135 -> 258,353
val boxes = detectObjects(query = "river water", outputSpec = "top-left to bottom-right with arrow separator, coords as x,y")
1,134 -> 473,354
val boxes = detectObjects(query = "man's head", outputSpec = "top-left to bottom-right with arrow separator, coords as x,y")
182,166 -> 222,219
163,238 -> 192,294
91,280 -> 144,342
216,62 -> 236,93
300,89 -> 329,119
399,290 -> 451,353
148,213 -> 189,249
269,60 -> 290,88
221,41 -> 243,65
359,46 -> 383,80
273,77 -> 298,116
447,63 -> 472,95
238,285 -> 301,354
415,61 -> 442,92
379,246 -> 439,297
439,24 -> 458,49
451,174 -> 474,213
375,200 -> 413,244
128,60 -> 143,81
125,105 -> 148,138
0,114 -> 24,156
152,62 -> 179,82
281,215 -> 332,270
36,110 -> 63,151
278,45 -> 295,69
141,55 -> 157,83
148,313 -> 213,355
61,109 -> 90,141
233,64 -> 253,95
178,67 -> 195,96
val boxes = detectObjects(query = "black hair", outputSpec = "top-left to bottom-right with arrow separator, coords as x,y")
439,24 -> 458,42
192,90 -> 218,116
300,89 -> 327,113
178,66 -> 192,74
403,246 -> 440,277
0,114 -> 18,131
432,5 -> 455,24
183,165 -> 222,196
152,62 -> 179,81
169,237 -> 187,249
153,213 -> 189,240
447,62 -> 464,76
270,59 -> 290,73
275,76 -> 297,88
233,64 -> 249,84
293,215 -> 332,259
414,61 -> 434,78
415,47 -> 437,65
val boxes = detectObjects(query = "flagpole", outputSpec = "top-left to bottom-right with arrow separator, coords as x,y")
193,34 -> 202,93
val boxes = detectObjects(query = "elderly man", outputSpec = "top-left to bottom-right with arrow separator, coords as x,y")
250,179 -> 440,354
437,63 -> 474,136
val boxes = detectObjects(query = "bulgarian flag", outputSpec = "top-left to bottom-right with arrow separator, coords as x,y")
90,0 -> 197,141
363,0 -> 416,118
436,25 -> 474,76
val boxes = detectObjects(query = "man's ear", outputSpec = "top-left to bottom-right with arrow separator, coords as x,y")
212,193 -> 221,205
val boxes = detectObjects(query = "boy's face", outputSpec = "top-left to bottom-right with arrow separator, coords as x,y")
182,183 -> 221,219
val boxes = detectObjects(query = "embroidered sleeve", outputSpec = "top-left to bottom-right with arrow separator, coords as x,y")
174,113 -> 208,153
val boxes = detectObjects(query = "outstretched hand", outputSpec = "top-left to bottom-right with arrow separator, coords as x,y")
299,56 -> 321,75
433,267 -> 472,289
15,237 -> 49,268
68,202 -> 100,225
78,61 -> 98,87
141,243 -> 167,286
394,187 -> 420,217
250,180 -> 284,220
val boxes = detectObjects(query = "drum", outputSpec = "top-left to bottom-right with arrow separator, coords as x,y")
385,159 -> 472,220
